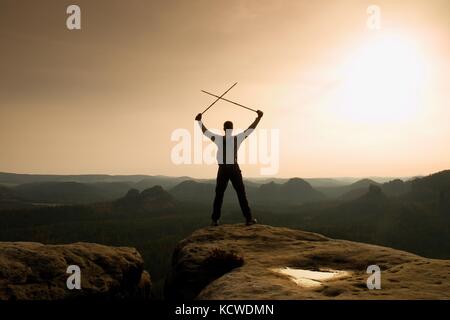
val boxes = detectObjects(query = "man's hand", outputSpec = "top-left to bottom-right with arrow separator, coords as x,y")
195,113 -> 202,121
256,110 -> 264,118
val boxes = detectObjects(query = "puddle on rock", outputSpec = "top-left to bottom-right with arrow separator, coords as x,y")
272,267 -> 350,288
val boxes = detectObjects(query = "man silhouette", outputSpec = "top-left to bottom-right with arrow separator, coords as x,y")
195,110 -> 263,226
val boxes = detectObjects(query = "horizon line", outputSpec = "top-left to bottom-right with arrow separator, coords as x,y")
0,170 -> 438,181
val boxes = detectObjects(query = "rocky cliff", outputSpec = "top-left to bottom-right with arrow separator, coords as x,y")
165,224 -> 450,299
0,242 -> 151,300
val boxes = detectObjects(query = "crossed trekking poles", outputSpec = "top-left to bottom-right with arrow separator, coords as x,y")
200,82 -> 259,115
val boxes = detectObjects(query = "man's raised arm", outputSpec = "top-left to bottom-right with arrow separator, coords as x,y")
195,113 -> 216,141
195,113 -> 208,133
248,110 -> 263,130
238,110 -> 264,140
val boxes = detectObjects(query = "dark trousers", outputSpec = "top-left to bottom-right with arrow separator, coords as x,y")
212,164 -> 252,221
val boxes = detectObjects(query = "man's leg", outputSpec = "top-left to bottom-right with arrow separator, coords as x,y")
229,166 -> 252,221
212,166 -> 229,222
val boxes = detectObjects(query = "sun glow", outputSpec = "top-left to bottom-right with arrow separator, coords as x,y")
336,34 -> 429,123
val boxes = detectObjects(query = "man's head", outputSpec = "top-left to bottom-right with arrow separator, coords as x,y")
223,121 -> 233,132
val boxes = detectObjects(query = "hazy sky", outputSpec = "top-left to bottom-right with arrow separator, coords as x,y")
0,0 -> 449,178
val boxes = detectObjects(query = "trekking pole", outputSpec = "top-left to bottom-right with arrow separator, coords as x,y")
201,82 -> 237,115
201,90 -> 258,113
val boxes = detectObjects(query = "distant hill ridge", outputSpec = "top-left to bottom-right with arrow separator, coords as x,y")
114,186 -> 175,211
0,170 -> 448,209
